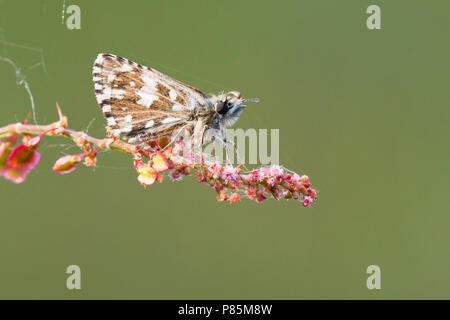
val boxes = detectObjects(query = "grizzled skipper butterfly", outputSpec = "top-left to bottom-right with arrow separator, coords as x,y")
92,53 -> 259,156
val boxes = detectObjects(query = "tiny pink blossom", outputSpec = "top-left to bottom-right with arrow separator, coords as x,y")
172,139 -> 186,156
229,192 -> 241,203
255,191 -> 267,203
248,168 -> 265,183
216,189 -> 228,202
245,185 -> 258,200
302,196 -> 313,207
271,187 -> 284,200
290,173 -> 301,184
300,175 -> 309,183
308,188 -> 318,200
291,191 -> 300,200
266,176 -> 278,187
83,147 -> 98,167
169,170 -> 183,181
207,162 -> 223,178
222,165 -> 240,184
268,165 -> 283,177
183,151 -> 195,165
213,181 -> 224,192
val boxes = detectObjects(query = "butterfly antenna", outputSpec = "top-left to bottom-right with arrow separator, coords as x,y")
245,98 -> 260,104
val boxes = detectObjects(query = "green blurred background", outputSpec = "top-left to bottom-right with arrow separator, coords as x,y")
0,0 -> 448,299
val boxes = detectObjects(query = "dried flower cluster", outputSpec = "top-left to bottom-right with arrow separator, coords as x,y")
0,105 -> 318,207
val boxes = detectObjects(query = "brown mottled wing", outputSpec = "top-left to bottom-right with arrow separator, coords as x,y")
92,53 -> 209,143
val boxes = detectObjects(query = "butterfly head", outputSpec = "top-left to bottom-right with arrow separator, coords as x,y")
214,91 -> 259,126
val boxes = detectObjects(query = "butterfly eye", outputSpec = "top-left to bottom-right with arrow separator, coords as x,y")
216,101 -> 230,115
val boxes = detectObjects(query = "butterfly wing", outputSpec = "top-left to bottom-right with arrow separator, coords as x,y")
92,53 -> 209,143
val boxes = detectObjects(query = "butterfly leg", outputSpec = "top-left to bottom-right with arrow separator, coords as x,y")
199,125 -> 210,179
223,138 -> 248,170
210,136 -> 217,163
212,136 -> 233,166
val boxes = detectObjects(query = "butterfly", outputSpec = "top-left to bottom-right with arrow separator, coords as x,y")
92,53 -> 259,155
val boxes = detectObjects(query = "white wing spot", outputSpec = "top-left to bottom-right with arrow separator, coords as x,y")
118,64 -> 133,72
96,86 -> 111,104
145,120 -> 154,128
130,81 -> 135,87
172,104 -> 183,111
162,117 -> 180,124
137,92 -> 158,108
102,105 -> 111,113
141,75 -> 157,90
111,89 -> 126,99
107,117 -> 116,126
169,89 -> 177,101
124,115 -> 133,123
122,107 -> 127,111
107,74 -> 116,82
121,125 -> 133,133
93,66 -> 102,74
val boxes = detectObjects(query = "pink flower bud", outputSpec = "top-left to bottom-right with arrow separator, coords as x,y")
53,154 -> 84,175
